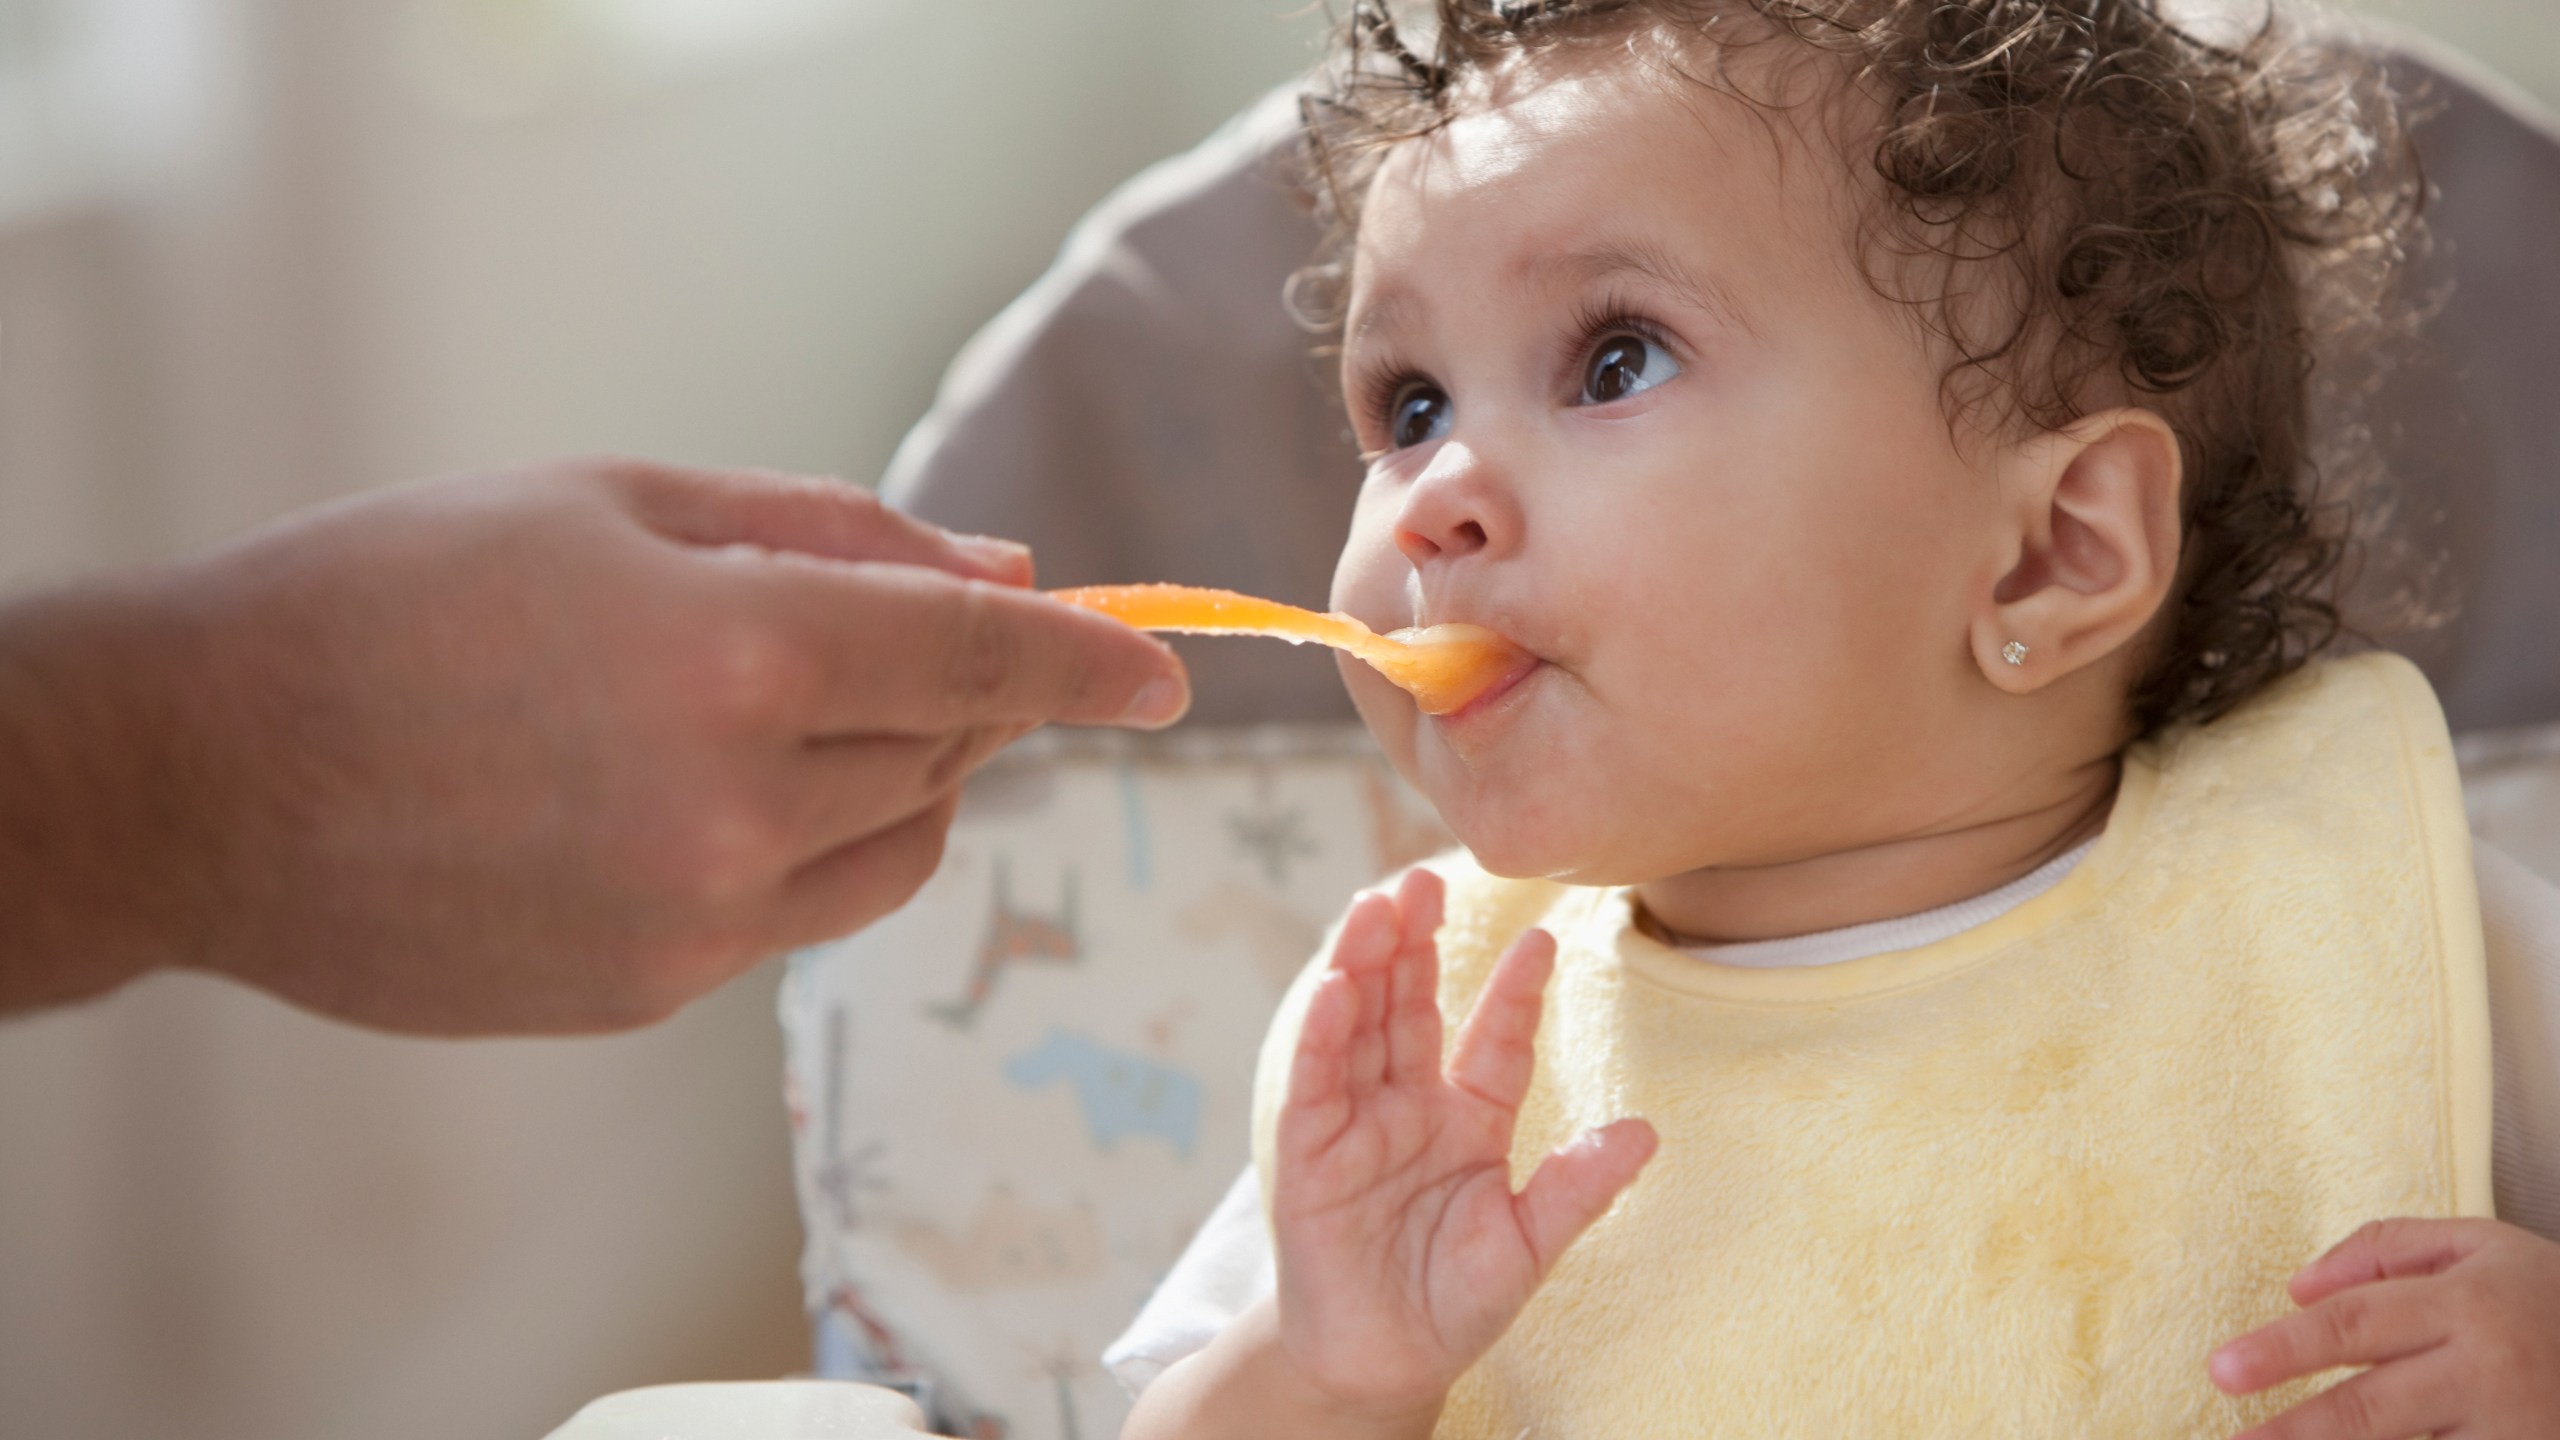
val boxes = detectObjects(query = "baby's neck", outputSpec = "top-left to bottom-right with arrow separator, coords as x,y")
1632,755 -> 2121,946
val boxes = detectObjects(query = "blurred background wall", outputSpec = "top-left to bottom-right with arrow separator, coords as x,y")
0,4 -> 1323,1439
0,2 -> 2547,1439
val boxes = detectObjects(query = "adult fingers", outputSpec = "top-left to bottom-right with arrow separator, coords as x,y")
1446,930 -> 1556,1114
1514,1118 -> 1658,1276
767,561 -> 1189,732
2285,1218 -> 2492,1307
777,724 -> 1029,860
2210,1277 -> 2450,1395
615,461 -> 1035,585
757,791 -> 962,955
2225,1347 -> 2466,1440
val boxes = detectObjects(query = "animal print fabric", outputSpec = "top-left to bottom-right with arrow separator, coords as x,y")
779,726 -> 1446,1440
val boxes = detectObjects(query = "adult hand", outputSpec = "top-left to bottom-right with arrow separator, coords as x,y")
0,458 -> 1188,1033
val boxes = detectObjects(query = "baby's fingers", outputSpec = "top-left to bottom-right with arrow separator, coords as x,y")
1388,865 -> 1447,954
2285,1218 -> 2492,1307
1447,930 -> 1557,1114
1284,971 -> 1363,1135
1383,868 -> 1448,1088
1514,1117 -> 1658,1277
2220,1348 -> 2466,1440
1285,874 -> 1439,1145
2209,1277 -> 2447,1396
1321,889 -> 1405,1091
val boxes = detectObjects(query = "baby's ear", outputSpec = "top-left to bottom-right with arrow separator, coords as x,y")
1972,407 -> 2183,695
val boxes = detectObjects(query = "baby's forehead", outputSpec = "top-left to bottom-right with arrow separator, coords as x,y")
1427,20 -> 1881,174
1348,54 -> 1869,322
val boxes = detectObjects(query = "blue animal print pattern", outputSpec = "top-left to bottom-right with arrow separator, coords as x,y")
779,729 -> 1449,1440
1005,1029 -> 1202,1159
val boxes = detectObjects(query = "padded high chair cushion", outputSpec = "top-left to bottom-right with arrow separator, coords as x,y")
779,727 -> 1447,1440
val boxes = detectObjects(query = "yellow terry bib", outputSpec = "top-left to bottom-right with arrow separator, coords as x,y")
1251,653 -> 2491,1437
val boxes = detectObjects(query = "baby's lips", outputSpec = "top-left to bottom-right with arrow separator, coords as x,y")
1045,583 -> 1530,715
1373,623 -> 1536,715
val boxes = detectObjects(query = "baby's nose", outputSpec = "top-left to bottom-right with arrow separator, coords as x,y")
1393,446 -> 1517,565
1395,517 -> 1488,565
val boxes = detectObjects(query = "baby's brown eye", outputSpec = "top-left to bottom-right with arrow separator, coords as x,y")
1389,382 -> 1452,450
1579,332 -> 1679,405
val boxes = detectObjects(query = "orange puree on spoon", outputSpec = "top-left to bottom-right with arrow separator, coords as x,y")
1051,583 -> 1530,716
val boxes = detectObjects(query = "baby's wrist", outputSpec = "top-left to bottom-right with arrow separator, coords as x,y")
1126,1300 -> 1444,1440
1290,1371 -> 1444,1440
1247,1303 -> 1448,1440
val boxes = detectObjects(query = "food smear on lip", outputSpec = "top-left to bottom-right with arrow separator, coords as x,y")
1049,583 -> 1532,716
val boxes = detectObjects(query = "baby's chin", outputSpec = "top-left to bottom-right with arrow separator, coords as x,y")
1421,757 -> 1732,886
1369,730 -> 1602,881
1428,788 -> 1627,883
1457,831 -> 1672,886
1355,674 -> 1678,881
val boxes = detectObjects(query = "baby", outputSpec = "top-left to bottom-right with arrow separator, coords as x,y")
1113,1 -> 2560,1436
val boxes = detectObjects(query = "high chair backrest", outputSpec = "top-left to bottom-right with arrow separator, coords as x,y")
2367,37 -> 2560,732
880,88 -> 1355,728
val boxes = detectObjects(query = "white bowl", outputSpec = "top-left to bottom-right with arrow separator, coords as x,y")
543,1381 -> 933,1439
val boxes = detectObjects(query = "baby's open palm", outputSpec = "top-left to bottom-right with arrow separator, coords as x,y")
1272,868 -> 1657,1417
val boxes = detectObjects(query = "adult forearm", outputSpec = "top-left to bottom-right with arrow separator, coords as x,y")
0,571 -> 223,1013
1123,1301 -> 1443,1440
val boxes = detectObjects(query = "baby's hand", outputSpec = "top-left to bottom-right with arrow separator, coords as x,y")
1270,867 -> 1657,1429
2209,1216 -> 2560,1439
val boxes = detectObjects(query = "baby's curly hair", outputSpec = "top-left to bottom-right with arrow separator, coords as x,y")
1292,0 -> 2426,733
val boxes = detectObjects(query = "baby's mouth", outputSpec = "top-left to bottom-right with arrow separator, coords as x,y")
1429,648 -> 1542,723
1361,620 -> 1536,715
1383,606 -> 1547,720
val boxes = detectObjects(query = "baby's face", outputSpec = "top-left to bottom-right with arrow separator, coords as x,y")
1333,52 -> 2019,885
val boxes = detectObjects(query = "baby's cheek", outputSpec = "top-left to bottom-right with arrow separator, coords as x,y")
1341,652 -> 1420,766
1328,486 -> 1406,609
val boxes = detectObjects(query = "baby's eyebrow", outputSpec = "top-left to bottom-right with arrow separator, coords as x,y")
1345,289 -> 1421,353
1530,240 -> 1759,339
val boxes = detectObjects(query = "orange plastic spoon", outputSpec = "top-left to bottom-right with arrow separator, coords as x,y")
1051,583 -> 1530,716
